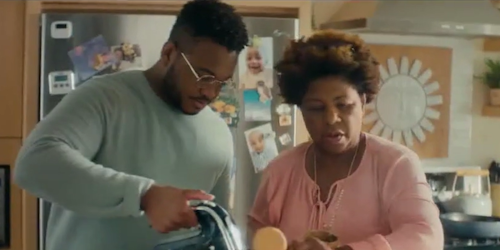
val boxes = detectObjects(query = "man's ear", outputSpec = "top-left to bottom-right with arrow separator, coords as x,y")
160,42 -> 177,67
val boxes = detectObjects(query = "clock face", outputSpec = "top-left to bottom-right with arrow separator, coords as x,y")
363,56 -> 443,147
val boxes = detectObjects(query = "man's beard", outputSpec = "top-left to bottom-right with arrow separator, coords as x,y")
160,67 -> 186,113
160,66 -> 206,115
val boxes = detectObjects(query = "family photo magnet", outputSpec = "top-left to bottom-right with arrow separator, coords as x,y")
68,35 -> 114,81
209,94 -> 240,127
239,36 -> 275,122
244,123 -> 279,173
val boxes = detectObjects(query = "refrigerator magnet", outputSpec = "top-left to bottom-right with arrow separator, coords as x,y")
67,35 -> 114,81
278,115 -> 292,127
50,21 -> 73,39
110,43 -> 143,72
276,104 -> 292,115
48,71 -> 76,95
244,123 -> 279,173
243,89 -> 272,121
238,36 -> 274,91
279,133 -> 292,146
238,36 -> 275,122
209,94 -> 240,127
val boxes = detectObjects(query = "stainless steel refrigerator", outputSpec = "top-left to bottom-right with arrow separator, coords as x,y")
39,13 -> 298,249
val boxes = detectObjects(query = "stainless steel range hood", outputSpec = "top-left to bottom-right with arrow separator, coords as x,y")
318,0 -> 500,37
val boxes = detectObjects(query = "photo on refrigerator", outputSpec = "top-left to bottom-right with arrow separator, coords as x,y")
67,35 -> 114,81
239,36 -> 274,121
244,123 -> 279,173
210,94 -> 240,127
110,42 -> 144,72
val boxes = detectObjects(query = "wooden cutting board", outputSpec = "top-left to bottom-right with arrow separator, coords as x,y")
363,44 -> 451,159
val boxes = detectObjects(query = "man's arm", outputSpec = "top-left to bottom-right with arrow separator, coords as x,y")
211,140 -> 234,211
14,81 -> 154,218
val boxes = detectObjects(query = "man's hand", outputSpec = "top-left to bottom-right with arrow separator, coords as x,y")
141,185 -> 214,233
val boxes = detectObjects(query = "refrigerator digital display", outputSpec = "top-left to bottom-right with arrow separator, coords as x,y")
48,71 -> 75,95
54,75 -> 68,83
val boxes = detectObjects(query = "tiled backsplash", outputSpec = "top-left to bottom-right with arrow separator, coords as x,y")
360,34 -> 475,167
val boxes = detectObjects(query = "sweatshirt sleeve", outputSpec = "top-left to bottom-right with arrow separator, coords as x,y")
14,82 -> 155,218
211,138 -> 234,211
347,152 -> 444,250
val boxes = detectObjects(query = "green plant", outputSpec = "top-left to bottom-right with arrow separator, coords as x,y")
481,58 -> 500,89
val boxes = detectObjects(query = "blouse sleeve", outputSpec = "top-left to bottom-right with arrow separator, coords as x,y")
347,152 -> 444,250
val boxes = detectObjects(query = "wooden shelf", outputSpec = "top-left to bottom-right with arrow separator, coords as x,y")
482,105 -> 500,117
484,38 -> 500,52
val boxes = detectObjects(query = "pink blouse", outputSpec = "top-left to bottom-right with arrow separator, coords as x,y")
248,134 -> 443,250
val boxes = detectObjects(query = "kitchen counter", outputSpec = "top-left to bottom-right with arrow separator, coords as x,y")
445,246 -> 500,250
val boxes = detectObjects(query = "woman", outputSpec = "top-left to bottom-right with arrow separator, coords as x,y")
248,30 -> 443,250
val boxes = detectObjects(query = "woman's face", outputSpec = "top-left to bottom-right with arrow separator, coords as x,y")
301,76 -> 365,154
246,47 -> 264,74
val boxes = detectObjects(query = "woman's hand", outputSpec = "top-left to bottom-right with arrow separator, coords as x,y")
287,237 -> 331,250
335,246 -> 353,250
287,237 -> 354,250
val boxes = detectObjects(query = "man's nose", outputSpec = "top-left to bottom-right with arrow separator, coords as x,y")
199,86 -> 220,101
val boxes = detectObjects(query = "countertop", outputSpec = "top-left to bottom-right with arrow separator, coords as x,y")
445,246 -> 500,250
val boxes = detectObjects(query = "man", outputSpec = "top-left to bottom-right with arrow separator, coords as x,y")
14,0 -> 248,249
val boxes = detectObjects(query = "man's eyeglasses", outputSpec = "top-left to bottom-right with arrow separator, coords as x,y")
181,53 -> 234,89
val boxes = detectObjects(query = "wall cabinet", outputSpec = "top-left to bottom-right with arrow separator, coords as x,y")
0,139 -> 22,250
0,1 -> 25,138
0,2 -> 26,250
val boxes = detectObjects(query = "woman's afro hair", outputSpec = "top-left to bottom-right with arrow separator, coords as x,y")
275,29 -> 380,105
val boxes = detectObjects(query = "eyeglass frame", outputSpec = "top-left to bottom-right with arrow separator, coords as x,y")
180,53 -> 234,89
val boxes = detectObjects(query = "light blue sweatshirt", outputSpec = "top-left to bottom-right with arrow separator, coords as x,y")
14,71 -> 233,250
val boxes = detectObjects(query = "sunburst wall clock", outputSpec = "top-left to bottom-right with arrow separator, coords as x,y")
363,44 -> 451,159
363,56 -> 443,147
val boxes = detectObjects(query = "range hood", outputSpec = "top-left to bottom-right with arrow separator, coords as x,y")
318,0 -> 500,37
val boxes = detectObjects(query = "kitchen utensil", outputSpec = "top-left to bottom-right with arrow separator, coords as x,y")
492,184 -> 500,217
253,227 -> 287,250
153,200 -> 245,250
489,161 -> 500,184
427,173 -> 447,193
252,227 -> 340,250
433,196 -> 447,214
440,212 -> 500,239
442,169 -> 492,216
444,237 -> 500,250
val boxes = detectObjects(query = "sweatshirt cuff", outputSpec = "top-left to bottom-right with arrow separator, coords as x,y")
347,234 -> 391,250
123,175 -> 155,217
